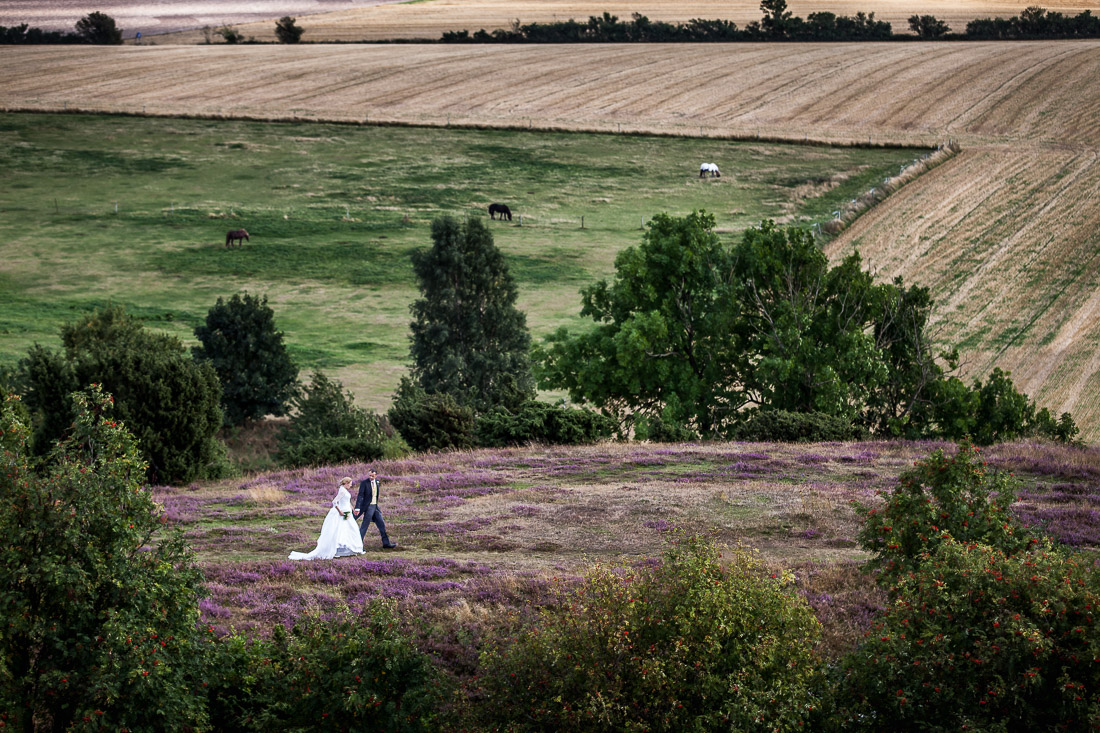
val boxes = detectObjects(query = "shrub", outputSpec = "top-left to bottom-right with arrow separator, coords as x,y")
20,304 -> 227,484
634,411 -> 699,442
193,292 -> 299,426
204,604 -> 439,732
457,535 -> 824,731
855,440 -> 1037,583
835,537 -> 1100,730
733,409 -> 866,443
274,15 -> 303,43
475,400 -> 614,447
74,11 -> 122,43
388,377 -> 475,452
0,387 -> 208,730
277,370 -> 396,467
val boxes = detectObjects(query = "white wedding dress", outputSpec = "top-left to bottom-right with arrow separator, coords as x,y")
289,485 -> 364,560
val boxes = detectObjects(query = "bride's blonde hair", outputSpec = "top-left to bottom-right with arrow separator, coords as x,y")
340,476 -> 353,486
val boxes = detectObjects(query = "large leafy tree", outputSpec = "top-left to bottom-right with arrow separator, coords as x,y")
74,11 -> 122,43
407,216 -> 535,412
20,304 -> 225,483
0,386 -> 208,731
536,211 -> 744,436
193,292 -> 299,426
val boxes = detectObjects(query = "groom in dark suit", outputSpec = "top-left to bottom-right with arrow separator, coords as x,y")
354,469 -> 396,549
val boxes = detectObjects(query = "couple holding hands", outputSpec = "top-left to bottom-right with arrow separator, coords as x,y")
288,470 -> 396,561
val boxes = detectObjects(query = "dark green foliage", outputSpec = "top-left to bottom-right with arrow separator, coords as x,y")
967,7 -> 1100,38
74,11 -> 122,44
20,304 -> 227,484
408,216 -> 535,412
193,292 -> 299,426
274,15 -> 303,43
835,538 -> 1100,731
218,25 -> 244,43
633,411 -> 699,442
0,23 -> 82,43
456,535 -> 824,731
760,0 -> 794,37
276,370 -> 394,467
733,410 -> 866,443
388,377 -> 476,452
204,604 -> 439,732
475,400 -> 615,447
0,386 -> 208,731
908,13 -> 950,37
855,441 -> 1036,583
535,211 -> 741,437
930,367 -> 1079,445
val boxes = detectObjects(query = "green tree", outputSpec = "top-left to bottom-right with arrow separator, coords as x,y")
458,535 -> 823,731
760,0 -> 793,36
836,538 -> 1100,731
276,370 -> 399,467
408,216 -> 535,412
74,11 -> 122,44
908,13 -> 950,38
274,15 -> 303,43
536,211 -> 743,436
0,386 -> 208,731
193,292 -> 299,426
855,440 -> 1036,582
20,304 -> 226,484
388,376 -> 476,452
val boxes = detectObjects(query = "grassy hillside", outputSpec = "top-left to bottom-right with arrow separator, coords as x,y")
0,112 -> 918,407
6,42 -> 1094,438
163,438 -> 1100,658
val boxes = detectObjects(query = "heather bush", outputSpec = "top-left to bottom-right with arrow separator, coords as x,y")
203,604 -> 439,732
388,377 -> 476,452
833,537 -> 1100,730
475,400 -> 614,447
733,409 -> 866,443
456,535 -> 824,731
855,441 -> 1036,583
0,387 -> 208,731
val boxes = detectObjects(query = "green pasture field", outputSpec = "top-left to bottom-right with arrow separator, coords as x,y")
0,112 -> 922,409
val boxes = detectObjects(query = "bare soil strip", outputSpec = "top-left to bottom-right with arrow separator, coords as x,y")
3,40 -> 1099,439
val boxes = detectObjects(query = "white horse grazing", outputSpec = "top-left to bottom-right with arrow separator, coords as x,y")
699,162 -> 721,178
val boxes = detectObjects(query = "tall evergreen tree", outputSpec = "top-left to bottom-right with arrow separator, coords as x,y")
407,216 -> 535,411
193,292 -> 299,426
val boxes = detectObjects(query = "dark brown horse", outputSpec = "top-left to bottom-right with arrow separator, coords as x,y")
488,203 -> 512,221
225,228 -> 250,247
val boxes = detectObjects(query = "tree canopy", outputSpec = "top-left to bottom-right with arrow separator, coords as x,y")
193,292 -> 299,426
407,216 -> 535,412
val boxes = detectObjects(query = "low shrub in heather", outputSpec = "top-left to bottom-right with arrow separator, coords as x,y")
455,535 -> 824,731
388,377 -> 476,452
733,409 -> 867,443
856,440 -> 1037,582
832,537 -> 1100,731
203,603 -> 440,732
475,400 -> 614,447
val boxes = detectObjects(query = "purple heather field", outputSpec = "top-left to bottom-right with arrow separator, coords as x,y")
153,438 -> 1100,664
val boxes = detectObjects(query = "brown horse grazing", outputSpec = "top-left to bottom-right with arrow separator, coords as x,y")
225,228 -> 250,247
488,203 -> 512,221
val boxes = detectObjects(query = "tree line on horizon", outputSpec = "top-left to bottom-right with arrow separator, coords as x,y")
441,2 -> 1100,43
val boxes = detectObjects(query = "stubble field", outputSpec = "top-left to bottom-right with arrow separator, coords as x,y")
3,40 -> 1099,439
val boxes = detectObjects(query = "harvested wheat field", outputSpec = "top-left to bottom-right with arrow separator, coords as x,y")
144,0 -> 1100,43
3,40 -> 1100,439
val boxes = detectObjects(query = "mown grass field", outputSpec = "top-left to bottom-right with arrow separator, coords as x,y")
0,111 -> 919,406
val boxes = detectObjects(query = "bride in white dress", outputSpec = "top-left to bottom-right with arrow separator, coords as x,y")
289,476 -> 364,560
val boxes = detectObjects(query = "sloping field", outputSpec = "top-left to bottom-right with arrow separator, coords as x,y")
3,41 -> 1099,439
144,0 -> 1100,43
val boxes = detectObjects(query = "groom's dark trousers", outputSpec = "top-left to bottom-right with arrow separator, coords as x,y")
355,478 -> 392,547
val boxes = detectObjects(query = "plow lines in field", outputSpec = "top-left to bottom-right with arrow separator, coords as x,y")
3,40 -> 1100,439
